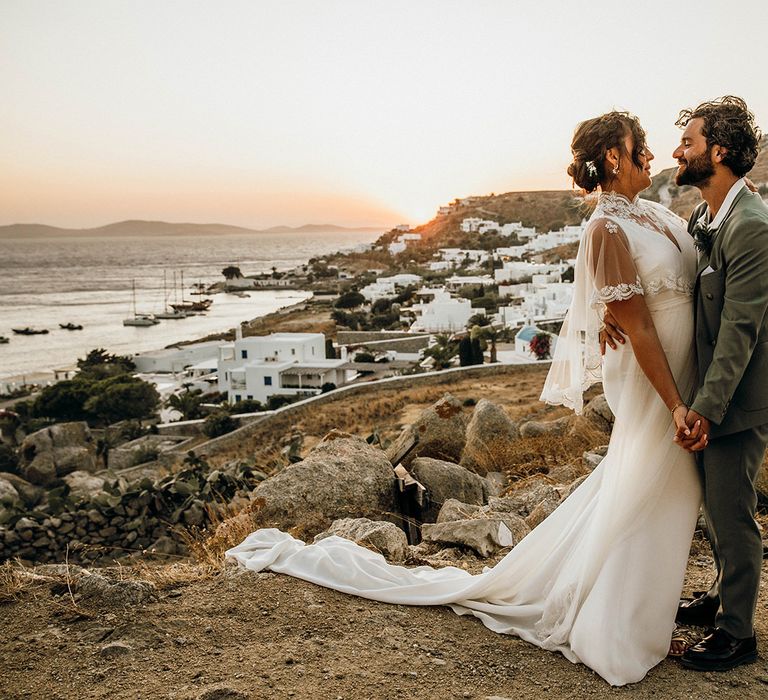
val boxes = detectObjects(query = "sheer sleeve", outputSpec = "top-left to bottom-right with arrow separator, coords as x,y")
584,218 -> 643,307
540,216 -> 641,413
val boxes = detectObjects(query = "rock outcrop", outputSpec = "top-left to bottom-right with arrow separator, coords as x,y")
314,517 -> 409,562
19,422 -> 97,486
410,457 -> 488,522
252,431 -> 396,534
460,399 -> 520,476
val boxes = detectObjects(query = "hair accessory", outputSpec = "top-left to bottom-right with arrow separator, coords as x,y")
585,161 -> 597,178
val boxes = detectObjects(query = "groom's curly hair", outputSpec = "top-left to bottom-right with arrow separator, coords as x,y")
676,96 -> 761,177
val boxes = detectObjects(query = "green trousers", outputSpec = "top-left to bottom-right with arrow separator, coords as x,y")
699,422 -> 768,639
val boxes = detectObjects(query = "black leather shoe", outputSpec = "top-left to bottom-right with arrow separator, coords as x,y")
680,628 -> 758,671
676,592 -> 719,626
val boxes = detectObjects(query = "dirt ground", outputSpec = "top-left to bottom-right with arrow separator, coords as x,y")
1,536 -> 767,700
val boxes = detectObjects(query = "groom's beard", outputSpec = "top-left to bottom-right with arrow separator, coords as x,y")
675,150 -> 715,187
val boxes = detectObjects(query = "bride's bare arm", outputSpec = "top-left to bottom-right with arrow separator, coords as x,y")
604,295 -> 690,433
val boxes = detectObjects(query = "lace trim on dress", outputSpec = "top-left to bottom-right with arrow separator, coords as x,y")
594,191 -> 643,220
643,274 -> 694,296
593,277 -> 644,305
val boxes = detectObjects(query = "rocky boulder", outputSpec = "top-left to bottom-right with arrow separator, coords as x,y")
519,416 -> 570,438
314,517 -> 409,562
583,394 -> 615,433
0,472 -> 44,508
410,457 -> 489,522
488,476 -> 561,518
436,498 -> 531,545
19,422 -> 97,486
460,399 -> 520,476
252,431 -> 396,535
421,518 -> 523,558
63,471 -> 107,505
388,394 -> 467,468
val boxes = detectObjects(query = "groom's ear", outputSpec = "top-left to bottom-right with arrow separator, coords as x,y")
713,145 -> 729,163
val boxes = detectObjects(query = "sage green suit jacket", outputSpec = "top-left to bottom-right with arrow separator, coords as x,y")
689,186 -> 768,437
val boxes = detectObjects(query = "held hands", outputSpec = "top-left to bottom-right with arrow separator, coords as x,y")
599,309 -> 626,355
673,408 -> 711,452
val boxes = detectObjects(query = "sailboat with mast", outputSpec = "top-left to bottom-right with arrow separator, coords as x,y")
155,270 -> 188,319
123,280 -> 159,327
170,270 -> 213,313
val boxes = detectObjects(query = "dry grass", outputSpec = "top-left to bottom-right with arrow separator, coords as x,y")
207,367 -> 553,473
501,419 -> 610,487
0,561 -> 27,604
182,498 -> 266,568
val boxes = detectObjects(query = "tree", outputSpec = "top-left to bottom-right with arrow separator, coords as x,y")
203,411 -> 236,438
354,352 -> 376,363
84,376 -> 160,425
471,337 -> 484,365
467,314 -> 490,328
32,379 -> 93,422
334,291 -> 366,309
472,325 -> 499,363
458,336 -> 474,366
230,399 -> 264,414
77,348 -> 135,379
423,335 -> 458,369
371,298 -> 393,314
222,265 -> 243,279
166,387 -> 204,420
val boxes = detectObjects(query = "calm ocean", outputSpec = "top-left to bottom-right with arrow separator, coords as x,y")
0,229 -> 380,381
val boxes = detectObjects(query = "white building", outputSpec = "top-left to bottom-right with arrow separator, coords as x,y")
495,261 -> 565,284
394,224 -> 411,232
360,280 -> 397,302
132,340 -> 223,374
377,273 -> 423,288
445,274 -> 494,290
409,290 -> 482,333
388,240 -> 407,255
217,332 -> 352,405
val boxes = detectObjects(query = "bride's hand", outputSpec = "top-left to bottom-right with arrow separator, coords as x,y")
672,404 -> 690,439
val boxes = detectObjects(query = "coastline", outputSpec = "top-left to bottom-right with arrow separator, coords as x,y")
0,292 -> 317,394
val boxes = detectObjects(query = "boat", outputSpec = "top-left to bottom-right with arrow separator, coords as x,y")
12,327 -> 49,335
170,299 -> 212,312
169,271 -> 213,313
155,270 -> 188,319
123,281 -> 159,327
59,323 -> 84,331
0,336 -> 9,344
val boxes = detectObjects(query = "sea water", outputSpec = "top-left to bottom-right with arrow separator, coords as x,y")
0,229 -> 379,380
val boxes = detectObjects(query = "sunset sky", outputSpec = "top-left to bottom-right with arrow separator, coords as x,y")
2,0 -> 767,229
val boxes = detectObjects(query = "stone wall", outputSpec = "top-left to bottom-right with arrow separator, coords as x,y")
0,459 -> 260,565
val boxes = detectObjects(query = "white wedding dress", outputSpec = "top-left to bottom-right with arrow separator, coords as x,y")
226,192 -> 703,686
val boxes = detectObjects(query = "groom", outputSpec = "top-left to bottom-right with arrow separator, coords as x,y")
604,96 -> 768,671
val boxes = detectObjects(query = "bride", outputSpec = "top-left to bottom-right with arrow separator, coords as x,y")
226,112 -> 702,686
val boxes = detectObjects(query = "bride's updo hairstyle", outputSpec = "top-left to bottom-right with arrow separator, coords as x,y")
567,111 -> 647,193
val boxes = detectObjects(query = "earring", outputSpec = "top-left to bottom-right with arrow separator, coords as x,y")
612,165 -> 619,175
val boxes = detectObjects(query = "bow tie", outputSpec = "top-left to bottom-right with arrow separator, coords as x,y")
692,219 -> 716,256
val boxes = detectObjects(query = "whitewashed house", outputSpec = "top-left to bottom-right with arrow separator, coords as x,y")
378,273 -> 423,288
409,290 -> 482,332
360,280 -> 397,302
445,274 -> 494,291
217,332 -> 351,405
388,239 -> 407,255
495,261 -> 564,284
132,340 -> 223,374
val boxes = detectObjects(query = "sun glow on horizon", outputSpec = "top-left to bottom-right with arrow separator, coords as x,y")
2,0 -> 767,230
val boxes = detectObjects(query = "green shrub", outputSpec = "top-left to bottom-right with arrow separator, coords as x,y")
202,411 -> 236,438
